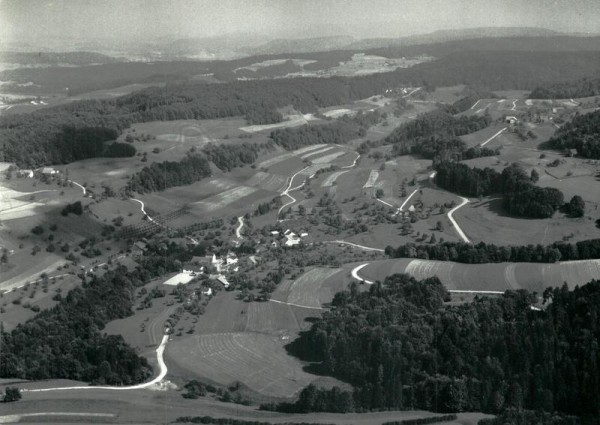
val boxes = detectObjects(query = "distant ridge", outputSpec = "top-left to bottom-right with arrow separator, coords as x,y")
244,27 -> 597,55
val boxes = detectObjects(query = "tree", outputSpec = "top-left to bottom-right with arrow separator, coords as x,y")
566,195 -> 585,218
2,387 -> 22,402
530,169 -> 540,183
375,189 -> 384,198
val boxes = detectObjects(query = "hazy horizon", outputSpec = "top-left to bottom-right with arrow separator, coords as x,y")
1,0 -> 600,51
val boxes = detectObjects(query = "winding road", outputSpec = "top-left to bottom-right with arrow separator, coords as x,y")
277,165 -> 310,219
24,334 -> 170,392
130,198 -> 155,223
447,197 -> 471,243
235,216 -> 244,239
351,263 -> 374,284
68,180 -> 86,195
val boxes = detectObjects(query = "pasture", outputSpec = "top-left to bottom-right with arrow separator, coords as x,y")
271,267 -> 344,309
454,197 -> 599,246
166,332 -> 317,397
359,258 -> 600,293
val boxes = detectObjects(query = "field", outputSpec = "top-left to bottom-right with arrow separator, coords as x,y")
359,258 -> 600,293
0,386 -> 490,425
454,197 -> 600,246
166,332 -> 317,397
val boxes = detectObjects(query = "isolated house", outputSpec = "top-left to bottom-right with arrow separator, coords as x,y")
505,115 -> 519,124
18,169 -> 34,178
131,241 -> 147,257
40,167 -> 59,175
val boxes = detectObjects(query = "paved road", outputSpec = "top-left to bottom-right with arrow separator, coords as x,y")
24,334 -> 170,392
351,263 -> 374,284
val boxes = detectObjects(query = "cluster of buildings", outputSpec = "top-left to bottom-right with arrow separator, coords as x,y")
269,229 -> 309,247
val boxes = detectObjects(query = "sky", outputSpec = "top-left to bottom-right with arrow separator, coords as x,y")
1,0 -> 600,50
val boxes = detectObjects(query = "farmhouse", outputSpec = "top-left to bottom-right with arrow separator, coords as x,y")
131,240 -> 148,257
40,167 -> 59,175
284,232 -> 301,247
18,169 -> 34,178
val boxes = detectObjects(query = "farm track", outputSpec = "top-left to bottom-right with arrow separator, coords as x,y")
236,216 -> 244,239
480,127 -> 507,147
67,180 -> 86,195
324,240 -> 385,252
447,197 -> 471,243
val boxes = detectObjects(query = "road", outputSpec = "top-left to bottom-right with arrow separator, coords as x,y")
277,166 -> 310,218
447,197 -> 471,243
399,189 -> 419,212
130,198 -> 155,223
24,334 -> 170,392
235,216 -> 244,239
351,263 -> 374,284
480,127 -> 507,147
269,298 -> 325,310
341,152 -> 360,169
68,180 -> 86,195
324,240 -> 385,252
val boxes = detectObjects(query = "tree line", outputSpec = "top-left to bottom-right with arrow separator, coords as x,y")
125,143 -> 268,193
434,162 -> 567,218
280,275 -> 600,418
384,110 -> 491,157
529,77 -> 600,99
270,111 -> 383,150
386,238 -> 600,264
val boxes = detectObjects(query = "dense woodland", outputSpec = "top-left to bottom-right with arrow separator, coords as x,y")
434,162 -> 565,218
384,110 -> 491,157
387,238 -> 600,264
282,275 -> 600,418
529,77 -> 600,99
125,153 -> 212,193
0,267 -> 152,385
270,111 -> 383,150
547,110 -> 600,159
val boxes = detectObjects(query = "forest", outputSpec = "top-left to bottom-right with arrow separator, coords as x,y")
434,162 -> 566,218
387,238 -> 600,264
384,110 -> 491,157
547,109 -> 600,159
270,111 -> 383,150
0,267 -> 152,385
125,153 -> 212,194
282,275 -> 600,418
529,77 -> 600,99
